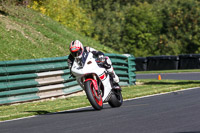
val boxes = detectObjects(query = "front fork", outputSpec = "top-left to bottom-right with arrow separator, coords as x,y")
84,74 -> 101,95
84,75 -> 98,90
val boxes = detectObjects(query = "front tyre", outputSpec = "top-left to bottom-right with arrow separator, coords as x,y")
108,89 -> 123,108
84,80 -> 103,110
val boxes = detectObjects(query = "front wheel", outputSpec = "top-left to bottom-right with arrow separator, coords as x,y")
108,89 -> 123,108
84,80 -> 103,110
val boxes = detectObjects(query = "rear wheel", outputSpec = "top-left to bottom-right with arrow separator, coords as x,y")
84,80 -> 103,110
108,89 -> 123,108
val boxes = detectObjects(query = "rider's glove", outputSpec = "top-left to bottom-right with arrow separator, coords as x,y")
103,59 -> 111,69
98,55 -> 105,62
69,74 -> 75,78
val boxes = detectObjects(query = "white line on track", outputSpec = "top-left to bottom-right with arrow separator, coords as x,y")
1,87 -> 200,123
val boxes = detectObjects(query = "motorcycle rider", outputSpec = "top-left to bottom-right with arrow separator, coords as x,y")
67,40 -> 120,85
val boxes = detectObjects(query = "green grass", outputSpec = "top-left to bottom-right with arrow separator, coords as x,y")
0,79 -> 200,122
0,4 -> 119,61
123,79 -> 200,99
135,69 -> 200,74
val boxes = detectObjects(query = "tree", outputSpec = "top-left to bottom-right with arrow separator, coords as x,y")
91,0 -> 126,50
29,0 -> 94,36
157,0 -> 200,55
122,2 -> 162,57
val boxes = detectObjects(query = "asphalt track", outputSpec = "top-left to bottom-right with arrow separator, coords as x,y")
1,87 -> 200,133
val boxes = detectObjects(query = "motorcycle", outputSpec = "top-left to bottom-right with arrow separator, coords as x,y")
71,52 -> 123,110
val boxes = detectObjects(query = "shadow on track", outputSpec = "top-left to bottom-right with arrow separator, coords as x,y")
25,106 -> 112,116
53,108 -> 95,114
25,110 -> 51,115
24,109 -> 94,116
49,106 -> 112,115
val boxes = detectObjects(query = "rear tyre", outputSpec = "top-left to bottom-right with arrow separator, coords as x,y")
84,80 -> 103,110
108,89 -> 123,108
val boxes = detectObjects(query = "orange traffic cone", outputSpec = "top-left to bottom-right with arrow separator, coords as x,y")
158,75 -> 162,80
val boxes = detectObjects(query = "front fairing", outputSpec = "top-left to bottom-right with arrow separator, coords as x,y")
71,52 -> 105,77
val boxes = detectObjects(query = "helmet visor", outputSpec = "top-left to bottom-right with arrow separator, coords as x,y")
71,48 -> 82,58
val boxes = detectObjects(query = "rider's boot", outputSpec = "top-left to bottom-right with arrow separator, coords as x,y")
107,67 -> 121,90
104,57 -> 121,90
110,70 -> 119,83
107,66 -> 119,83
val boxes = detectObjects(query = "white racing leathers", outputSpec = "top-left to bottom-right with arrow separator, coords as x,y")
86,47 -> 119,83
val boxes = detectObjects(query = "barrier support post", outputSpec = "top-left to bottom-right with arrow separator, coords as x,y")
127,56 -> 136,85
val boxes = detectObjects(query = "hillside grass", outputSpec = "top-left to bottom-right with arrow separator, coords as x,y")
0,4 -> 119,61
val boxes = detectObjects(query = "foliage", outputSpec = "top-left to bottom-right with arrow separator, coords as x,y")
122,2 -> 162,57
157,0 -> 200,55
79,0 -> 200,57
87,0 -> 200,57
89,0 -> 126,51
29,0 -> 94,36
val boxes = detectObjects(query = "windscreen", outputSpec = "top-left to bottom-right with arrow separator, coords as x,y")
75,52 -> 89,68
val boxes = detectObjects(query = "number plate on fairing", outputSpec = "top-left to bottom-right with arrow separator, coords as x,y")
99,72 -> 107,81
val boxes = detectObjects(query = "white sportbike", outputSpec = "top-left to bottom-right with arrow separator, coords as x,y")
71,52 -> 123,110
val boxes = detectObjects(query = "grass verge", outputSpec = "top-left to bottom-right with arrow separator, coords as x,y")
0,79 -> 200,122
135,69 -> 200,74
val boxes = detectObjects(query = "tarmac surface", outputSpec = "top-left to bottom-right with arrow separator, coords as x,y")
1,87 -> 200,133
1,72 -> 200,133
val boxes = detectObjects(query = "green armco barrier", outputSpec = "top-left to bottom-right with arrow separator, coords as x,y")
0,62 -> 68,75
105,53 -> 127,59
0,73 -> 38,82
0,56 -> 68,66
0,56 -> 69,76
0,94 -> 40,104
0,88 -> 39,97
0,79 -> 38,91
112,65 -> 128,70
63,86 -> 82,94
0,54 -> 136,105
